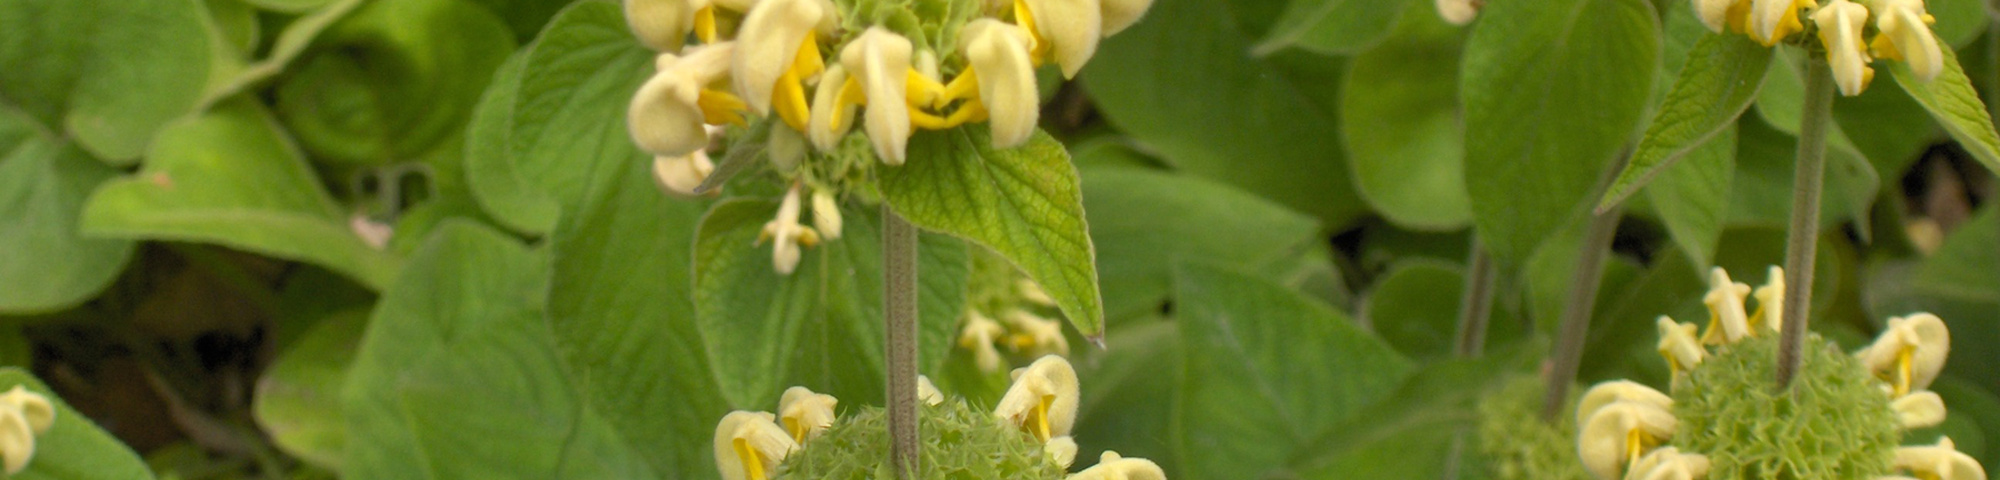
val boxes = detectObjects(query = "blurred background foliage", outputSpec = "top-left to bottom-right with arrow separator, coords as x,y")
0,0 -> 1996,478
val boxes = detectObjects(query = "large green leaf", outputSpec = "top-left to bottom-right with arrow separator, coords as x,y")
79,100 -> 403,290
0,0 -> 212,163
1082,166 -> 1320,323
1082,0 -> 1366,228
0,108 -> 134,314
881,127 -> 1101,337
1173,261 -> 1414,480
1286,348 -> 1540,478
1599,33 -> 1769,210
254,308 -> 367,471
693,198 -> 969,409
272,0 -> 515,165
1341,5 -> 1473,230
1892,43 -> 2000,176
1728,116 -> 1880,231
544,155 -> 725,478
1643,124 -> 1736,270
1460,0 -> 1660,264
466,1 -> 653,234
1252,0 -> 1410,56
1362,260 -> 1524,361
0,368 -> 155,480
343,221 -> 654,479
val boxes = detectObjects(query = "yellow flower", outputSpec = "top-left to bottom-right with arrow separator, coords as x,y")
1814,0 -> 1874,96
1578,399 -> 1678,480
1747,266 -> 1785,333
1889,437 -> 1986,480
733,0 -> 827,130
1857,313 -> 1950,397
1577,381 -> 1673,428
1067,451 -> 1167,480
1099,0 -> 1155,35
806,65 -> 854,152
1747,0 -> 1816,46
758,185 -> 820,274
809,190 -> 842,240
836,28 -> 915,164
995,355 -> 1079,443
778,386 -> 838,442
624,0 -> 705,51
714,411 -> 799,480
1626,447 -> 1711,480
952,19 -> 1040,149
1015,0 -> 1101,78
1698,267 -> 1753,345
629,44 -> 747,158
1045,436 -> 1078,469
0,386 -> 51,475
1434,0 -> 1479,25
1001,309 -> 1069,357
1891,390 -> 1945,429
1693,0 -> 1744,33
1656,317 -> 1706,383
917,375 -> 945,406
959,311 -> 1008,373
652,125 -> 722,196
1871,0 -> 1943,81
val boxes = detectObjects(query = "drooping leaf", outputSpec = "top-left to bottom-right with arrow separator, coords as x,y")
0,0 -> 212,163
80,100 -> 403,290
693,198 -> 969,409
1643,124 -> 1737,270
1599,33 -> 1769,210
0,368 -> 156,480
1460,0 -> 1660,264
1252,0 -> 1410,56
1341,5 -> 1473,230
881,127 -> 1102,337
1173,261 -> 1413,480
1892,44 -> 2000,176
0,107 -> 134,314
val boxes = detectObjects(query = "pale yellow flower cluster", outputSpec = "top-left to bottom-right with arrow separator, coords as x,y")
1577,266 -> 1984,480
0,386 -> 54,475
1694,0 -> 1943,96
712,357 -> 1165,479
959,279 -> 1070,373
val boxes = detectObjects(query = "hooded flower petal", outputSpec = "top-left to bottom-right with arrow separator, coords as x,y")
1814,0 -> 1874,96
714,411 -> 798,480
0,405 -> 31,475
1626,447 -> 1711,480
760,186 -> 818,274
1892,390 -> 1946,429
959,19 -> 1040,149
917,375 -> 945,406
1435,0 -> 1479,25
1579,401 -> 1677,480
1068,451 -> 1166,480
838,28 -> 914,164
630,44 -> 741,157
959,311 -> 1007,372
1098,0 -> 1154,35
1892,437 -> 1987,480
1700,267 -> 1753,345
778,386 -> 838,442
1693,0 -> 1740,32
1747,0 -> 1813,46
1577,380 -> 1673,428
733,0 -> 824,119
653,151 -> 716,196
807,64 -> 855,152
625,0 -> 706,52
1656,317 -> 1706,383
995,355 -> 1079,443
1858,313 -> 1950,396
1018,0 -> 1103,78
1749,266 -> 1786,333
1872,0 -> 1943,81
810,189 -> 842,240
1045,436 -> 1078,468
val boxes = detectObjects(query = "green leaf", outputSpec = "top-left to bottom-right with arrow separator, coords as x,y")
1252,0 -> 1409,56
202,0 -> 368,106
1892,43 -> 2000,176
1643,124 -> 1736,270
1082,166 -> 1320,323
1071,320 -> 1181,469
1082,0 -> 1367,228
545,156 -> 726,478
1598,33 -> 1769,210
243,0 -> 336,13
1728,116 -> 1880,231
79,100 -> 403,290
0,0 -> 212,163
343,221 -> 655,479
1362,260 -> 1524,361
1173,261 -> 1414,480
881,127 -> 1102,337
272,0 -> 516,165
0,108 -> 134,314
693,198 -> 970,409
1460,0 -> 1660,264
254,308 -> 366,471
0,368 -> 156,480
1341,5 -> 1473,230
1286,348 -> 1539,477
465,1 -> 654,234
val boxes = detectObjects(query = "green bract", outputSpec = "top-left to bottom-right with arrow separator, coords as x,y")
778,400 -> 1067,479
1478,376 -> 1589,480
1676,334 -> 1898,480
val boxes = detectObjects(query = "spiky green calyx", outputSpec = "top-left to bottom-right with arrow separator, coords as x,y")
1478,375 -> 1591,480
1675,334 -> 1898,480
777,398 -> 1068,479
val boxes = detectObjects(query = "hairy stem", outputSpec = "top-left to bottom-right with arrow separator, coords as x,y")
1540,199 -> 1623,422
1454,242 -> 1498,357
1777,57 -> 1834,388
883,205 -> 922,478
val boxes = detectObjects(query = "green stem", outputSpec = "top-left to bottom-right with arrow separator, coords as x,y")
882,205 -> 921,478
1540,200 -> 1623,422
1777,56 -> 1835,388
1454,242 -> 1497,357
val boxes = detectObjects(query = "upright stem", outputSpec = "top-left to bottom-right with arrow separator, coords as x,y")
1539,200 -> 1623,421
1454,242 -> 1498,357
1777,57 -> 1835,388
882,206 -> 922,478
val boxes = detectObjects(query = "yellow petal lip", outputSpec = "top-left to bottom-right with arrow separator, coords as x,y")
713,411 -> 799,480
1578,401 -> 1677,480
994,355 -> 1079,442
1892,390 -> 1947,430
959,19 -> 1039,149
732,0 -> 823,116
